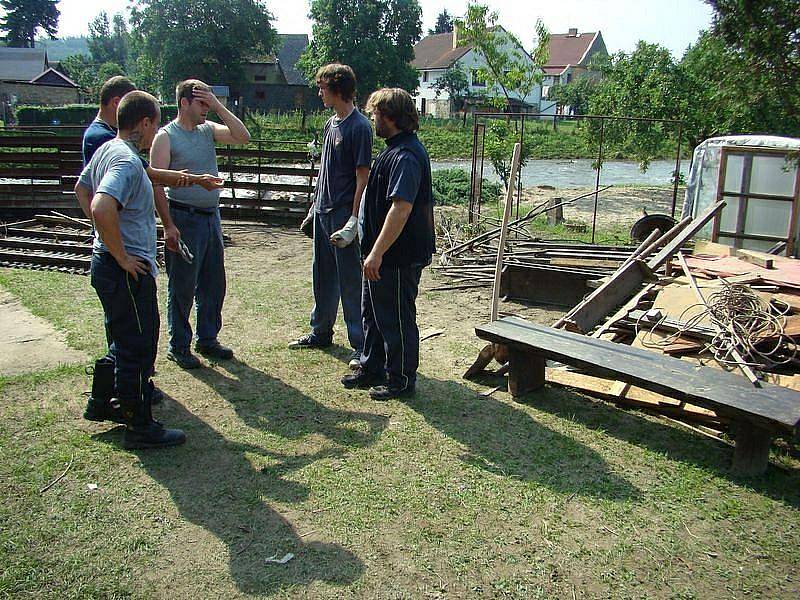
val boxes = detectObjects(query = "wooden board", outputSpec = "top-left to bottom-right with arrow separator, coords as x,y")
476,316 -> 800,434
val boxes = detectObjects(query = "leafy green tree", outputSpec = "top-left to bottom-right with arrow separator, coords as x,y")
298,0 -> 422,102
429,9 -> 453,35
432,63 -> 469,111
706,0 -> 799,121
129,0 -> 277,99
586,42 -> 686,169
0,0 -> 59,47
548,77 -> 598,116
454,3 -> 549,111
680,30 -> 799,145
88,12 -> 129,67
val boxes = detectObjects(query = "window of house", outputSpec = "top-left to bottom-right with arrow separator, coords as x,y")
423,71 -> 428,83
471,69 -> 486,87
254,75 -> 266,82
566,73 -> 573,84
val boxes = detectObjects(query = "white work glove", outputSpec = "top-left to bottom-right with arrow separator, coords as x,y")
330,216 -> 359,248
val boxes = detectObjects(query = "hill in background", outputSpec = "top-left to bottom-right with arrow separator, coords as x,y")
36,37 -> 89,60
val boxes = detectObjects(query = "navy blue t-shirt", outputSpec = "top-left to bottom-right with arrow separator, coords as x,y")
82,117 -> 150,169
315,108 -> 373,214
361,132 -> 435,267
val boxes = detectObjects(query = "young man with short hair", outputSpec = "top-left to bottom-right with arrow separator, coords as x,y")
150,79 -> 250,369
289,63 -> 372,370
75,91 -> 186,449
342,88 -> 436,400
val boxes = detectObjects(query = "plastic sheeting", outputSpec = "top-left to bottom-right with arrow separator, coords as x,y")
682,135 -> 800,250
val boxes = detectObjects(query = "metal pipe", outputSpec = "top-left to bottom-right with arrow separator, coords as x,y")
591,120 -> 604,244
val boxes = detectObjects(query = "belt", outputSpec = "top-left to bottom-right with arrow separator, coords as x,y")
169,201 -> 216,215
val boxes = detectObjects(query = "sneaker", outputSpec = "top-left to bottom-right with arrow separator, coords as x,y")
368,384 -> 415,401
195,340 -> 234,360
167,349 -> 202,369
341,368 -> 386,390
288,333 -> 332,349
348,350 -> 362,370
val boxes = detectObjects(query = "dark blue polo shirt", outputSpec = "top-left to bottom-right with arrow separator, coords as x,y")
82,117 -> 150,169
315,108 -> 373,214
361,131 -> 436,267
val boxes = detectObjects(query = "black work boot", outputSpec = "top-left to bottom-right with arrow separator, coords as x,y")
83,357 -> 125,424
121,394 -> 186,450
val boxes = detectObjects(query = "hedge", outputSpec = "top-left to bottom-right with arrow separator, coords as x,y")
15,104 -> 180,126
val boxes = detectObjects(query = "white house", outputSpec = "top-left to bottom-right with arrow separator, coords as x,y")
411,28 -> 542,118
540,29 -> 607,115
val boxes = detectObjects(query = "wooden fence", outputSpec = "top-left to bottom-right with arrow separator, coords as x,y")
0,129 -> 317,224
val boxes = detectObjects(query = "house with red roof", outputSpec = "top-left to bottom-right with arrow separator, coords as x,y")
540,28 -> 608,115
411,28 -> 543,118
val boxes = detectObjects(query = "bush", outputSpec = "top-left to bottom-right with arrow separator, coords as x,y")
432,167 -> 502,206
15,104 -> 179,126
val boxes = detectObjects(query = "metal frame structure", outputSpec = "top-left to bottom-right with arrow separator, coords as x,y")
469,112 -> 684,242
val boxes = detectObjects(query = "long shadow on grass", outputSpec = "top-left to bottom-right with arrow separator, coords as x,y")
183,357 -> 388,503
524,383 -> 800,507
95,395 -> 365,595
410,375 -> 640,501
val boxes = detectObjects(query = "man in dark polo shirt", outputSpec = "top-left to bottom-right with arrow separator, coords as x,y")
289,64 -> 372,370
341,88 -> 435,400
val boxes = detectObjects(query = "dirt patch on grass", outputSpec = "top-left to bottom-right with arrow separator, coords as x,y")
0,288 -> 88,376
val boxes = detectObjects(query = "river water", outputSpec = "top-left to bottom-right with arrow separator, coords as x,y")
432,158 -> 688,189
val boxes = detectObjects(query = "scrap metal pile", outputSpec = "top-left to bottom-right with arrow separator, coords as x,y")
464,192 -> 800,435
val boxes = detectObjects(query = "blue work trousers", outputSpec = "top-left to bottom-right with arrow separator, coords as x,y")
310,206 -> 364,351
360,264 -> 423,390
90,252 -> 158,402
166,206 -> 226,353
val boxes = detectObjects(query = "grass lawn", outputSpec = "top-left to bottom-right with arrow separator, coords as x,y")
1,224 -> 799,599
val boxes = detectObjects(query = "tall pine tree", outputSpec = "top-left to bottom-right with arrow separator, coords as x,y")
0,0 -> 59,47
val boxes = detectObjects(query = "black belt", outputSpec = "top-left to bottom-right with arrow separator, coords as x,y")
169,202 -> 216,215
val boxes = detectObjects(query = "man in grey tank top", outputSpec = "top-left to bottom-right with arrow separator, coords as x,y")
150,79 -> 251,368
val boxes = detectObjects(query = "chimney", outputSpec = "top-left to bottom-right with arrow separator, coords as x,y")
568,28 -> 578,37
453,24 -> 460,49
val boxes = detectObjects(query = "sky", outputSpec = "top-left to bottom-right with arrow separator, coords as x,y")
52,0 -> 714,58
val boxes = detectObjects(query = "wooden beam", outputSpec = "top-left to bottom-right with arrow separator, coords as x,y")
490,142 -> 522,322
647,200 -> 726,270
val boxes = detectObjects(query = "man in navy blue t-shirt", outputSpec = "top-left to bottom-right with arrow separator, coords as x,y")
289,64 -> 372,369
341,88 -> 435,400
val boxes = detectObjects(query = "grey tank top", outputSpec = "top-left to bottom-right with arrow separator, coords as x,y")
163,120 -> 220,208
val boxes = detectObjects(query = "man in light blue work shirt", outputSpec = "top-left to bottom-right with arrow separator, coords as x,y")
150,79 -> 251,369
75,91 -> 185,450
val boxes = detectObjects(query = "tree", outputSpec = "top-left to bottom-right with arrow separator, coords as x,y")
432,63 -> 469,111
0,0 -> 59,47
129,0 -> 277,99
454,4 -> 549,111
586,42 -> 686,170
680,30 -> 799,146
705,0 -> 799,131
429,9 -> 453,35
548,77 -> 598,116
298,0 -> 422,102
87,11 -> 129,67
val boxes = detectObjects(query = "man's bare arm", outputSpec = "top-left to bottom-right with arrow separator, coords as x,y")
362,198 -> 413,281
74,182 -> 93,219
194,88 -> 250,145
91,193 -> 149,279
352,166 -> 369,217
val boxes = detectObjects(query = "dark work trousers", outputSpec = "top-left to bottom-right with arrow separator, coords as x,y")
165,205 -> 226,353
310,205 -> 364,351
90,252 -> 159,402
360,264 -> 423,390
